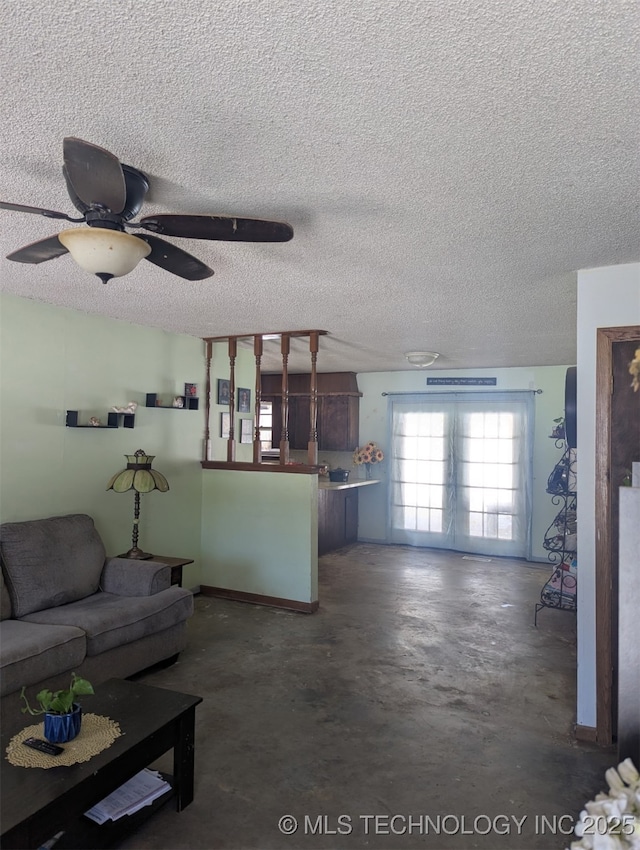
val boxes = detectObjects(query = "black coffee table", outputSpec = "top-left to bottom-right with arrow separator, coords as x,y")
1,678 -> 202,849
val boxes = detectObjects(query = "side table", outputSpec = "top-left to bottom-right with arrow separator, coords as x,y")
115,554 -> 194,587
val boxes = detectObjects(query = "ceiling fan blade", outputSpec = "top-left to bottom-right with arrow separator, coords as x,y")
138,235 -> 214,280
138,214 -> 294,243
63,137 -> 126,214
6,235 -> 68,264
0,201 -> 81,221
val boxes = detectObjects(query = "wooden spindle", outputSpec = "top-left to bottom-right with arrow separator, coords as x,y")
204,339 -> 212,461
253,334 -> 263,463
280,333 -> 290,464
308,331 -> 319,465
227,337 -> 237,462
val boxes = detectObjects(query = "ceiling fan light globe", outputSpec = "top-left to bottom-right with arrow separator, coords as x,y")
404,351 -> 440,368
58,228 -> 151,279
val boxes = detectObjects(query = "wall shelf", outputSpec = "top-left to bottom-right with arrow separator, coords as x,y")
66,410 -> 135,429
145,393 -> 199,411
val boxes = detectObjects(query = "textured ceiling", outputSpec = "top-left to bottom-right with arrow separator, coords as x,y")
1,0 -> 638,373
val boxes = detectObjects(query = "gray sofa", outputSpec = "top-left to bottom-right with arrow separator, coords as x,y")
0,513 -> 194,703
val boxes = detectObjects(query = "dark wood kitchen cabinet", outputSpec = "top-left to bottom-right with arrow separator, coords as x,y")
344,489 -> 359,542
291,396 -> 311,449
318,487 -> 359,554
317,395 -> 359,452
261,372 -> 361,452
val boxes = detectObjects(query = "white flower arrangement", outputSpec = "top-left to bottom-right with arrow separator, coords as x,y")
568,758 -> 640,850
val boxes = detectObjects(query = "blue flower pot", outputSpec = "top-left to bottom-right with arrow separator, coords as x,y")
43,704 -> 82,743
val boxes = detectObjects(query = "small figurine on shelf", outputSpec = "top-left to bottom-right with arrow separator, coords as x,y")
172,396 -> 184,408
89,417 -> 101,427
111,401 -> 138,414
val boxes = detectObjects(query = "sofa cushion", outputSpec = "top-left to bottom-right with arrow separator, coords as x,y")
21,587 -> 194,656
0,514 -> 106,617
0,619 -> 86,698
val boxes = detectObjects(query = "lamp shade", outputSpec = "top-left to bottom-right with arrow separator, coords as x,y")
106,450 -> 169,560
106,450 -> 169,494
58,228 -> 151,281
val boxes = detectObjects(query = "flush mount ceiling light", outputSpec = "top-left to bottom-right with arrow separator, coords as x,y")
58,228 -> 151,284
404,351 -> 440,368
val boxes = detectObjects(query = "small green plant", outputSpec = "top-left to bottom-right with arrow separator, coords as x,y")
20,673 -> 94,716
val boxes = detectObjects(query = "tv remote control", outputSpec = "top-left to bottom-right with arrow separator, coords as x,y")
23,737 -> 64,756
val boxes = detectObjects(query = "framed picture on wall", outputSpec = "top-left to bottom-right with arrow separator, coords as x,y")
220,412 -> 230,439
237,388 -> 251,413
217,379 -> 230,405
240,418 -> 253,444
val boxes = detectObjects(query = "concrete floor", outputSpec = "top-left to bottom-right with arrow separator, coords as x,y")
117,544 -> 614,850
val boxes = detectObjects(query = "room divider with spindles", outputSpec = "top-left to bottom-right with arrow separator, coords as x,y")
201,330 -> 327,472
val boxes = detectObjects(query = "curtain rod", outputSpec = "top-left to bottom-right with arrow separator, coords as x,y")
381,389 -> 543,396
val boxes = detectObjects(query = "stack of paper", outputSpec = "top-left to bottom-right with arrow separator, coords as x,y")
84,769 -> 171,824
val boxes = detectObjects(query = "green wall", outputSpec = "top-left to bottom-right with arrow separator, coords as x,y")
0,294 -> 205,590
355,366 -> 570,561
0,295 -> 317,602
201,469 -> 318,603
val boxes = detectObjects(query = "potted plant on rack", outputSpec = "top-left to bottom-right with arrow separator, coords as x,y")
20,673 -> 94,743
550,417 -> 565,440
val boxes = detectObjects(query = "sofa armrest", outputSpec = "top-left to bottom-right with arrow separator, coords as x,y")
100,558 -> 171,596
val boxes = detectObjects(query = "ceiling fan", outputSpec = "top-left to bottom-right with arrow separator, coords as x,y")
0,137 -> 293,283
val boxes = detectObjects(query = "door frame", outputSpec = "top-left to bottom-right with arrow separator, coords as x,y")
595,325 -> 640,745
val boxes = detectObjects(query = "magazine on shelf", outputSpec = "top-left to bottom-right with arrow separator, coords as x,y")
84,768 -> 171,824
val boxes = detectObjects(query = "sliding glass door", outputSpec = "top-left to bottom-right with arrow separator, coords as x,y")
389,393 -> 533,557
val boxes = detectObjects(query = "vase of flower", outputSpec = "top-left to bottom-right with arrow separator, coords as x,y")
353,442 -> 384,479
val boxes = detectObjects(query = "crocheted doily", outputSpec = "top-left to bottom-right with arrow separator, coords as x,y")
5,713 -> 121,768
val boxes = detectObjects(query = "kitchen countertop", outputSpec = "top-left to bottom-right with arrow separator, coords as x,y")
318,479 -> 381,490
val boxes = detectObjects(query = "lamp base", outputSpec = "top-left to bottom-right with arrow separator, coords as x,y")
118,547 -> 154,560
